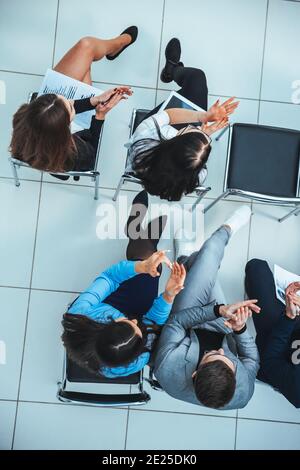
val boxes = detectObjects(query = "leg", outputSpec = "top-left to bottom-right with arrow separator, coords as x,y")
172,226 -> 230,313
54,34 -> 131,81
245,259 -> 285,354
141,66 -> 208,122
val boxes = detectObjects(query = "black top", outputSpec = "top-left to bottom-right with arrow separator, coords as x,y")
194,328 -> 225,367
70,98 -> 104,172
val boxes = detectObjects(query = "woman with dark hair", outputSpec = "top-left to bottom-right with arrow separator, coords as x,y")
10,27 -> 138,176
62,191 -> 186,377
126,38 -> 239,201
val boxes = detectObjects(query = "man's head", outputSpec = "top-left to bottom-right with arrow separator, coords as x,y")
193,349 -> 236,409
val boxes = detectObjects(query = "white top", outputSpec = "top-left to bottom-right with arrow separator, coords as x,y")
125,110 -> 208,185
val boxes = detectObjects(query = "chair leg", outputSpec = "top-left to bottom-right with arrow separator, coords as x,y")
278,205 -> 300,223
191,187 -> 211,212
215,126 -> 230,142
94,173 -> 100,201
204,191 -> 229,214
113,176 -> 125,202
10,161 -> 20,187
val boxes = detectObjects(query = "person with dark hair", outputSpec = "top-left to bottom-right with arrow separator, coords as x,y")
154,205 -> 261,410
245,259 -> 300,408
10,27 -> 137,176
62,191 -> 186,377
126,37 -> 239,201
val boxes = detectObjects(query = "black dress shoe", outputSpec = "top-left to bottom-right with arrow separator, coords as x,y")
106,26 -> 138,60
160,37 -> 182,83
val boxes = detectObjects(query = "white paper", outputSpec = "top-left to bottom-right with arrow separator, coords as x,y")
274,264 -> 300,304
38,69 -> 103,130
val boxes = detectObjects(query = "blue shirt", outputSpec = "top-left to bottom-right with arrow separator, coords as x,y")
68,260 -> 171,377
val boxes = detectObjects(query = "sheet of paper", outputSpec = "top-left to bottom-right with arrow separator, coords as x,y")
38,69 -> 103,130
274,264 -> 300,304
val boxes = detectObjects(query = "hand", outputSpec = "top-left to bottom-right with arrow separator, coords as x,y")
219,299 -> 261,321
286,282 -> 300,297
94,86 -> 132,119
135,251 -> 172,278
205,97 -> 239,123
91,86 -> 132,107
286,292 -> 300,319
201,117 -> 229,136
224,306 -> 252,331
164,262 -> 186,302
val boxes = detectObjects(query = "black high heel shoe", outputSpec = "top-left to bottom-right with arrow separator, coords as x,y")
160,37 -> 183,83
106,26 -> 138,60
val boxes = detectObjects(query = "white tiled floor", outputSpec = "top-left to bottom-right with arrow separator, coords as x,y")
1,0 -> 300,451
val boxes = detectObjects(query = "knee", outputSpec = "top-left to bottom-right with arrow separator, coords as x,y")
245,258 -> 268,276
77,36 -> 94,53
187,68 -> 207,87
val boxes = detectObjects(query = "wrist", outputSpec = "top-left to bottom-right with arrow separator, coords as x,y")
163,291 -> 175,304
90,96 -> 98,107
198,111 -> 208,123
95,112 -> 106,120
214,303 -> 225,318
234,324 -> 247,335
135,261 -> 146,274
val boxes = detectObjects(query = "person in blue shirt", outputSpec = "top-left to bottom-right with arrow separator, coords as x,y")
245,259 -> 300,408
62,191 -> 186,378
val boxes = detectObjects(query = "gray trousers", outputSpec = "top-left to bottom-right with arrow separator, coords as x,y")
172,226 -> 231,333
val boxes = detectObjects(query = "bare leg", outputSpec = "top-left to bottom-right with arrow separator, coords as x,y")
54,34 -> 131,82
82,68 -> 92,85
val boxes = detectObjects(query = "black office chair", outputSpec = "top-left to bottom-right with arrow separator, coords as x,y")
195,123 -> 300,222
57,353 -> 151,407
113,108 -> 211,203
9,92 -> 102,200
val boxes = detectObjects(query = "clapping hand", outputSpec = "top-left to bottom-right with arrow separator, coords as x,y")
218,299 -> 261,331
201,117 -> 229,136
206,97 -> 239,123
93,86 -> 132,118
286,292 -> 300,319
136,251 -> 173,278
164,262 -> 186,302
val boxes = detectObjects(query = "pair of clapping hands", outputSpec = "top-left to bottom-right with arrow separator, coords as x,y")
136,252 -> 261,329
90,86 -> 132,119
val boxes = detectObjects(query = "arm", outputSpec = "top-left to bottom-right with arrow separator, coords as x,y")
143,294 -> 172,326
260,316 -> 300,407
68,260 -> 138,313
73,97 -> 96,114
234,329 -> 260,399
101,352 -> 150,378
166,108 -> 208,125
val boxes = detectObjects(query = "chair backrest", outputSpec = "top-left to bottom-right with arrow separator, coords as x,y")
226,123 -> 300,198
66,355 -> 142,385
131,108 -> 150,135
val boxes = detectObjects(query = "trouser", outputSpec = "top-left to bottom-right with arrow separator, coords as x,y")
245,259 -> 289,355
104,191 -> 166,320
144,66 -> 208,127
172,226 -> 230,318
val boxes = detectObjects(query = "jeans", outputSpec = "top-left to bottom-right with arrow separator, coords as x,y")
172,226 -> 230,314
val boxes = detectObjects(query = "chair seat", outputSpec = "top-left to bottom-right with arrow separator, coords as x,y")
66,357 -> 141,385
227,123 -> 300,198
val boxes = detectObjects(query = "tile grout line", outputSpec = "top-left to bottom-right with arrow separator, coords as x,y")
124,407 -> 130,450
154,0 -> 166,106
51,0 -> 60,68
234,411 -> 239,450
257,0 -> 270,124
10,180 -> 44,450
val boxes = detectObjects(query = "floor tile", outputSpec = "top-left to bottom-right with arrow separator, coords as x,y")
0,0 -> 58,74
0,288 -> 28,400
159,0 -> 268,98
0,71 -> 43,180
19,290 -> 130,402
126,410 -> 236,450
203,200 -> 252,303
13,402 -> 127,450
236,418 -> 300,450
261,0 -> 300,103
239,381 -> 300,424
0,401 -> 17,450
248,203 -> 300,275
0,179 -> 40,287
54,0 -> 164,88
259,100 -> 300,130
32,186 -> 137,292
